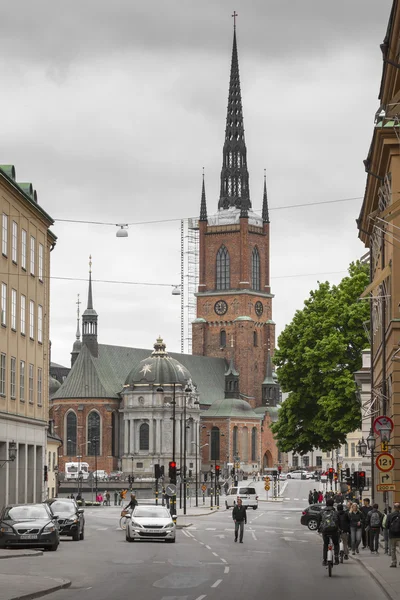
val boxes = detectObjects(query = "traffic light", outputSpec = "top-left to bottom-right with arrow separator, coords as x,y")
231,468 -> 235,477
346,467 -> 350,478
334,472 -> 338,482
169,461 -> 177,481
44,465 -> 48,483
328,468 -> 334,481
154,464 -> 161,479
160,465 -> 165,477
204,473 -> 208,482
272,470 -> 278,478
359,471 -> 366,488
215,465 -> 220,479
353,471 -> 359,488
278,465 -> 282,473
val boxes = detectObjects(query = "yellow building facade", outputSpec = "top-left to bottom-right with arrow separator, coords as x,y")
0,165 -> 56,506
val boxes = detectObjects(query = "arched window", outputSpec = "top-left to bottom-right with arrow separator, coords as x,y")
211,426 -> 220,461
216,246 -> 230,290
252,247 -> 260,291
220,330 -> 226,348
253,331 -> 257,347
233,426 -> 238,456
242,427 -> 249,462
66,412 -> 77,456
139,423 -> 149,451
251,427 -> 257,462
87,411 -> 100,456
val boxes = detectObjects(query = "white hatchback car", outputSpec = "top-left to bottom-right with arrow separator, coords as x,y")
286,470 -> 308,479
225,486 -> 258,510
126,505 -> 176,543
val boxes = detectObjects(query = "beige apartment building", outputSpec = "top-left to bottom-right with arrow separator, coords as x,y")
0,165 -> 56,506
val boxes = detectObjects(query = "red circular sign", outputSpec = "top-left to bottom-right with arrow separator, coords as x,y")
375,452 -> 395,472
373,416 -> 394,436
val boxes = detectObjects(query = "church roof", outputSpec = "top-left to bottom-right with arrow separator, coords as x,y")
52,342 -> 226,404
204,397 -> 260,419
125,338 -> 192,387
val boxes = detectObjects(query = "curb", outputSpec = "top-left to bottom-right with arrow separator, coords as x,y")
7,577 -> 71,600
176,523 -> 193,529
352,556 -> 398,600
177,509 -> 219,517
0,551 -> 43,560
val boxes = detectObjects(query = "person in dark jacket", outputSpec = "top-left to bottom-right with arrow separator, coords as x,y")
232,498 -> 247,543
313,489 -> 319,504
319,498 -> 339,566
386,502 -> 400,567
337,504 -> 350,559
366,503 -> 383,553
383,507 -> 392,554
124,493 -> 138,512
348,502 -> 364,554
308,490 -> 313,505
361,498 -> 371,549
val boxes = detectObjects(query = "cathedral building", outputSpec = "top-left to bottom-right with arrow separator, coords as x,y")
50,22 -> 280,480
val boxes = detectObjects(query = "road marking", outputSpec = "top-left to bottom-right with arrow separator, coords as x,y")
224,528 -> 234,532
96,527 -> 108,531
205,545 -> 212,550
206,528 -> 216,531
224,566 -> 229,573
211,580 -> 222,588
199,542 -> 205,545
220,558 -> 227,563
264,530 -> 276,534
187,531 -> 195,538
284,497 -> 291,500
195,596 -> 207,600
283,531 -> 295,534
251,531 -> 257,541
153,561 -> 166,564
182,530 -> 190,538
212,552 -> 219,557
294,498 -> 299,501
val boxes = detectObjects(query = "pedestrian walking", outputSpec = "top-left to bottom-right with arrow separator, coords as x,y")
349,502 -> 364,555
385,502 -> 400,567
318,490 -> 324,504
308,490 -> 313,505
114,491 -> 118,506
366,503 -> 382,553
361,498 -> 372,549
382,507 -> 392,554
232,498 -> 247,543
105,491 -> 111,506
337,504 -> 350,559
312,489 -> 319,504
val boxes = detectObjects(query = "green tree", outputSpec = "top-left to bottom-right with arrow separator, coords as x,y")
271,261 -> 370,454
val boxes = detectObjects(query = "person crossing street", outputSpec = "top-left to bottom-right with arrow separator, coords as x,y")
232,498 -> 247,543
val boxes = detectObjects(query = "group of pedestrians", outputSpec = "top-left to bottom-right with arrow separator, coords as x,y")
309,489 -> 344,505
319,498 -> 400,568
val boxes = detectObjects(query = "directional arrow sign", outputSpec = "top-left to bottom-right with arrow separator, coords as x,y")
380,471 -> 393,484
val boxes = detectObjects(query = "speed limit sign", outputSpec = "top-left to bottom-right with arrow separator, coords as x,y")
376,452 -> 395,472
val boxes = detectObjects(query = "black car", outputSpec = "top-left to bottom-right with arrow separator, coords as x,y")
300,504 -> 325,530
47,498 -> 85,541
0,503 -> 59,551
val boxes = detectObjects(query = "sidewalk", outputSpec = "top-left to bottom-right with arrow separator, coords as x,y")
352,545 -> 400,600
0,550 -> 71,600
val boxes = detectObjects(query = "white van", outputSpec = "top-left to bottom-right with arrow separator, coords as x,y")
225,485 -> 258,510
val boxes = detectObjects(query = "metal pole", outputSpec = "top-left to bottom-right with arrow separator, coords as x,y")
130,457 -> 134,491
95,439 -> 98,499
179,403 -> 183,509
171,383 -> 177,518
195,426 -> 198,507
183,398 -> 187,516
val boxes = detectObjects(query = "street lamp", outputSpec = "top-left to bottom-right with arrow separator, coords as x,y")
93,438 -> 99,499
191,442 -> 208,508
0,441 -> 17,468
357,429 -> 376,503
207,430 -> 224,509
357,438 -> 368,458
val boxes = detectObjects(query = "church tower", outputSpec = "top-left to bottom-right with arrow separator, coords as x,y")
192,22 -> 275,409
81,256 -> 98,357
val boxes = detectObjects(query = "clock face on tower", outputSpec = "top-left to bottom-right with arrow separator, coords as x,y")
255,301 -> 263,317
214,300 -> 228,316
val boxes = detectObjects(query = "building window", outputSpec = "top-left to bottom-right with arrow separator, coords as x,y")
21,229 -> 27,270
210,426 -> 220,461
233,426 -> 238,456
87,411 -> 101,456
38,243 -> 44,281
2,214 -> 8,256
37,368 -> 42,406
1,283 -> 6,326
253,331 -> 258,346
66,412 -> 77,455
38,305 -> 43,343
30,236 -> 35,275
292,455 -> 299,467
28,364 -> 34,403
20,295 -> 26,334
216,245 -> 230,290
252,247 -> 260,290
136,462 -> 143,469
0,353 -> 5,396
10,357 -> 16,399
20,360 -> 25,402
29,300 -> 34,338
139,423 -> 149,451
316,456 -> 322,467
220,330 -> 226,348
344,443 -> 349,457
326,451 -> 330,458
251,427 -> 257,462
11,289 -> 16,330
303,456 -> 309,467
351,443 -> 355,457
12,221 -> 17,263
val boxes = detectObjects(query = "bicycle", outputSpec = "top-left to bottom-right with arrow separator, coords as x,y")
339,537 -> 345,564
326,540 -> 334,577
119,511 -> 131,530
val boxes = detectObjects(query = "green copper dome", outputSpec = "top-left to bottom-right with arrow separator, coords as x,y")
204,397 -> 259,418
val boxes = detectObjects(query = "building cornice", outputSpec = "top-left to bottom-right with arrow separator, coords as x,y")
195,289 -> 273,299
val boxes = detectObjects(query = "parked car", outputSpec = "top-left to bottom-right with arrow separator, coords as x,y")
286,470 -> 308,479
300,504 -> 325,530
47,498 -> 85,541
109,470 -> 124,481
225,486 -> 258,510
0,503 -> 59,551
126,505 -> 176,543
91,470 -> 108,481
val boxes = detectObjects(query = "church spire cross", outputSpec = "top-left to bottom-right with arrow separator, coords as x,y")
232,10 -> 238,28
262,169 -> 270,224
218,18 -> 251,211
199,167 -> 208,222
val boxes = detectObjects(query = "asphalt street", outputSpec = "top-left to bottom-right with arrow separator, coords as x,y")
0,480 -> 388,600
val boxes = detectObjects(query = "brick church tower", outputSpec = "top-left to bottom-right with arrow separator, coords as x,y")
192,23 -> 276,410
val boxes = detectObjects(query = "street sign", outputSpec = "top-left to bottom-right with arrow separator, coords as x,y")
373,416 -> 394,436
378,471 -> 393,485
376,452 -> 395,472
382,441 -> 389,452
165,484 -> 177,497
201,484 -> 207,492
264,484 -> 270,491
377,483 -> 397,492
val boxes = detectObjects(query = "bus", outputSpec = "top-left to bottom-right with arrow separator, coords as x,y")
65,462 -> 90,481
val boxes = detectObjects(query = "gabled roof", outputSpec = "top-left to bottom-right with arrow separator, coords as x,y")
52,343 -> 226,405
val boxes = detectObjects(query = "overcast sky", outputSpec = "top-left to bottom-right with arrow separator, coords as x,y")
0,0 -> 392,367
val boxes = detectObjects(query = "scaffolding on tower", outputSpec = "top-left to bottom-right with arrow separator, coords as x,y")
180,218 -> 199,353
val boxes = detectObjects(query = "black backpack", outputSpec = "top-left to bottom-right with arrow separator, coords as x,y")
370,511 -> 381,528
389,514 -> 400,535
321,509 -> 338,533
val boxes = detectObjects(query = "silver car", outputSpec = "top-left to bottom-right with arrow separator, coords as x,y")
126,505 -> 176,543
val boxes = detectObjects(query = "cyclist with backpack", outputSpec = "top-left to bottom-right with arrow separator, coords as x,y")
366,503 -> 382,554
386,502 -> 400,567
319,498 -> 340,566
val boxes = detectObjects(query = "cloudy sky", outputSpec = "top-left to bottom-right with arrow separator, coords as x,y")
0,0 -> 392,366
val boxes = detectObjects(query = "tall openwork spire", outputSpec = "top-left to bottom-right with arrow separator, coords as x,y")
218,17 -> 251,211
82,255 -> 98,357
87,255 -> 93,310
199,168 -> 208,222
262,170 -> 270,224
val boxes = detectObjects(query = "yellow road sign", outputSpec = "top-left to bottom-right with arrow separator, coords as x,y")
377,483 -> 397,492
381,441 -> 389,452
264,484 -> 270,491
376,452 -> 395,472
201,484 -> 207,492
378,471 -> 393,485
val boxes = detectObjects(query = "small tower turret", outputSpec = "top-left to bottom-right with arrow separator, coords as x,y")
82,256 -> 98,357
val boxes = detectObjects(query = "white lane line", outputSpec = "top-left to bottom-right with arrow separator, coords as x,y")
224,528 -> 234,532
264,530 -> 276,534
187,531 -> 195,538
199,541 -> 205,545
205,545 -> 212,550
251,531 -> 257,541
206,528 -> 216,531
211,580 -> 222,588
224,566 -> 230,573
153,561 -> 166,564
96,527 -> 108,531
284,497 -> 291,500
294,498 -> 299,501
283,531 -> 295,534
220,558 -> 227,563
212,552 -> 219,557
195,596 -> 207,600
182,530 -> 190,538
